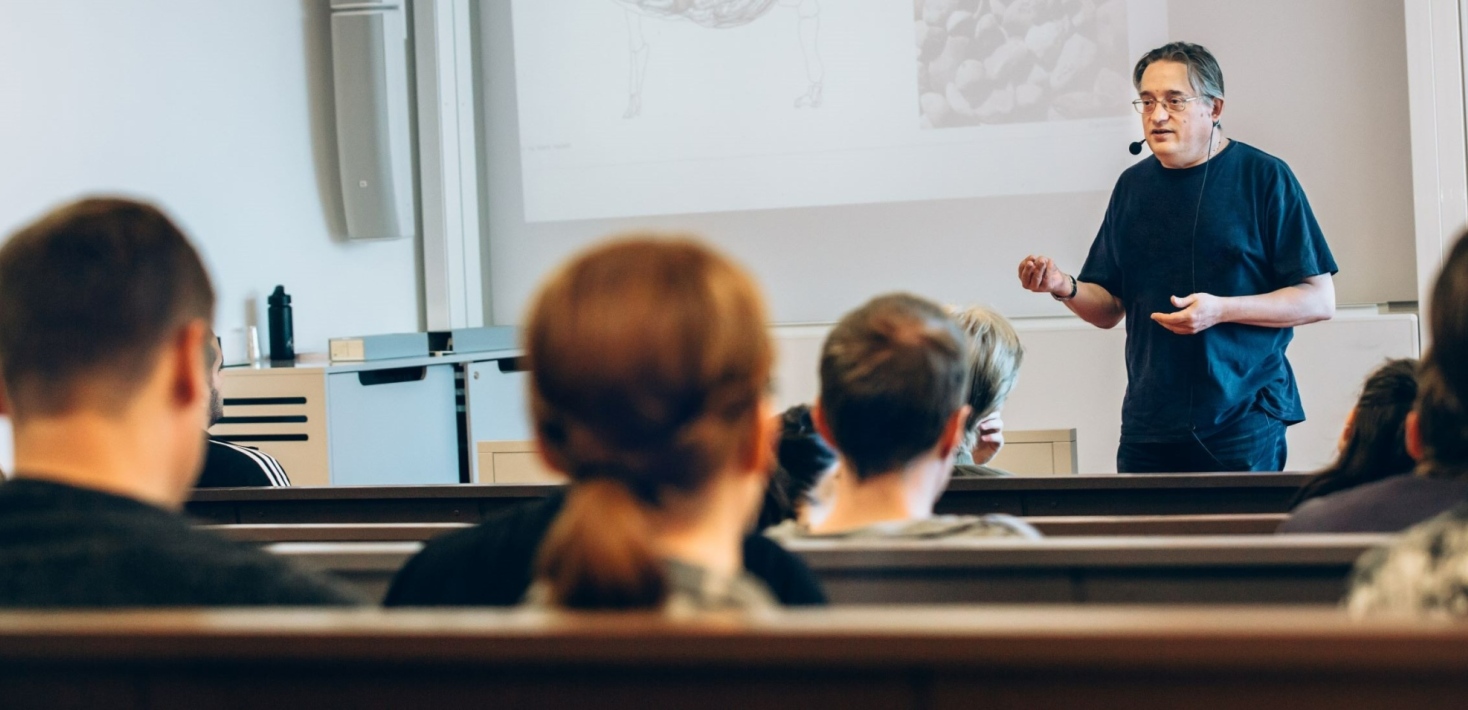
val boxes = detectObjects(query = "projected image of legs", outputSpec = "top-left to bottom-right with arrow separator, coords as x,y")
508,0 -> 1167,222
616,0 -> 824,117
916,0 -> 1133,128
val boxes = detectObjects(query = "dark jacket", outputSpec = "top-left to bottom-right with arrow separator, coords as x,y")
1278,474 -> 1468,534
0,478 -> 358,607
385,490 -> 827,607
196,437 -> 291,488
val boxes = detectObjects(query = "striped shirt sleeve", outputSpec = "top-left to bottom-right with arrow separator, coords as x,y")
213,440 -> 291,487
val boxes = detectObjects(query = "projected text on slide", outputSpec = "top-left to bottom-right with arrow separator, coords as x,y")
510,0 -> 1165,223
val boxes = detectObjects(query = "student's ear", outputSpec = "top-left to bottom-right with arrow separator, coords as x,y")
810,401 -> 834,445
1210,97 -> 1225,124
171,320 -> 209,412
1405,410 -> 1423,461
739,398 -> 779,476
936,405 -> 972,459
1338,407 -> 1357,452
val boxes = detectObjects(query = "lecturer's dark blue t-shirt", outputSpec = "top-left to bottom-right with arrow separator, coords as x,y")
1078,141 -> 1337,443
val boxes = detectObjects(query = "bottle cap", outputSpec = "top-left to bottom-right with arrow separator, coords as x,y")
268,285 -> 291,306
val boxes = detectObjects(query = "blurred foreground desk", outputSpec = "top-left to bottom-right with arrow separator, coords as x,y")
4,607 -> 1467,709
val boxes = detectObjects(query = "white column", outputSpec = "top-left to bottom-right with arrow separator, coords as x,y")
1405,0 -> 1468,348
415,0 -> 485,330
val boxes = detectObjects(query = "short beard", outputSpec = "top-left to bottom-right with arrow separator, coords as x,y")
208,390 -> 224,428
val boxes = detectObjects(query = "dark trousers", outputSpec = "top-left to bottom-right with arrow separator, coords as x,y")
1117,416 -> 1288,473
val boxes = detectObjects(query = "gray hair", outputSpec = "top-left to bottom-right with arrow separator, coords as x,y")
952,305 -> 1024,451
1133,42 -> 1225,101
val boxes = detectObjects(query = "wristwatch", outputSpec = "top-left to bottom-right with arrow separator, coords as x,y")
1053,274 -> 1078,301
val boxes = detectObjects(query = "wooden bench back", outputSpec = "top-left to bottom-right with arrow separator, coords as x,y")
265,534 -> 1383,606
188,473 -> 1311,524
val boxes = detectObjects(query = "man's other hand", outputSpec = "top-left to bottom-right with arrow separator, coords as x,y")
1151,293 -> 1226,335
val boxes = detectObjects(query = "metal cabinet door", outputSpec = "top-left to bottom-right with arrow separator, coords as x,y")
326,364 -> 459,485
464,358 -> 534,483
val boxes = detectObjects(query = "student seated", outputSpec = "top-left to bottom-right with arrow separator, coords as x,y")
756,404 -> 839,530
1277,359 -> 1432,533
762,304 -> 1025,526
0,198 -> 357,607
949,305 -> 1024,477
765,294 -> 1039,541
1347,233 -> 1468,615
197,333 -> 290,487
1346,367 -> 1468,613
385,237 -> 824,610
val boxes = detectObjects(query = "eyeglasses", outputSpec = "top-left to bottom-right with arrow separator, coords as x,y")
1132,96 -> 1207,114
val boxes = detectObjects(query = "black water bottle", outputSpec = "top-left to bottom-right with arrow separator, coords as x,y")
267,285 -> 295,362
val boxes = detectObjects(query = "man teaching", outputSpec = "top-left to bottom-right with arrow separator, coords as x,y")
1018,42 -> 1337,473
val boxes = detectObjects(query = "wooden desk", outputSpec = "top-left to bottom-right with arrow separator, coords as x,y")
206,523 -> 472,542
188,473 -> 1311,524
792,534 -> 1380,605
1,607 -> 1465,709
268,534 -> 1383,606
1025,513 -> 1288,536
203,514 -> 1286,545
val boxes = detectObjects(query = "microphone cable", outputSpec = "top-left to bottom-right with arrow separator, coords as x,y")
1187,119 -> 1223,469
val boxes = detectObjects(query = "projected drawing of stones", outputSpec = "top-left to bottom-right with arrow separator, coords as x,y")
916,0 -> 1134,128
614,0 -> 825,117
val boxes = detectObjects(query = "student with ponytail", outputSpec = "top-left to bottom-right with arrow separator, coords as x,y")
385,237 -> 825,610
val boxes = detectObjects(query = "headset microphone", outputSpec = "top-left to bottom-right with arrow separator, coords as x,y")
1129,140 -> 1145,155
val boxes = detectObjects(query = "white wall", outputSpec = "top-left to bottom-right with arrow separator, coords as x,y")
0,0 -> 422,363
1170,0 -> 1419,306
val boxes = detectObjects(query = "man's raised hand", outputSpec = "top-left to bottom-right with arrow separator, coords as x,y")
1018,255 -> 1068,296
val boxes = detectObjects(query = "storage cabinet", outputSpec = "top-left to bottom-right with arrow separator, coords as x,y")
213,349 -> 523,486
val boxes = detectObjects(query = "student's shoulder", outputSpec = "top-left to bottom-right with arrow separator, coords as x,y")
422,492 -> 565,563
137,523 -> 361,605
951,464 -> 1012,478
742,530 -> 827,606
199,439 -> 281,487
1281,477 -> 1403,530
964,513 -> 1043,539
384,492 -> 566,606
1376,501 -> 1468,557
1283,475 -> 1464,533
1347,502 -> 1468,614
0,481 -> 355,606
